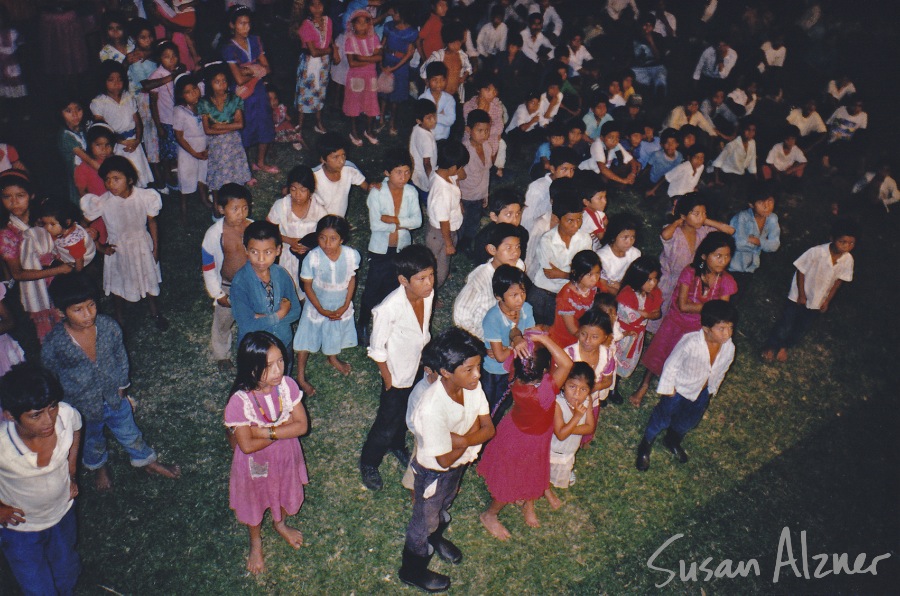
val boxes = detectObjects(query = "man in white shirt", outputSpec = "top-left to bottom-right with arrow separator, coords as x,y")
692,39 -> 738,87
519,14 -> 555,63
636,300 -> 736,471
476,8 -> 508,67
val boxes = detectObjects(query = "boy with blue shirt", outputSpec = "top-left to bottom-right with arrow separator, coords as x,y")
419,62 -> 456,141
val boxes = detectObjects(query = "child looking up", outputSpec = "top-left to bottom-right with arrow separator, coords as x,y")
409,99 -> 438,201
43,273 -> 181,491
425,139 -> 469,289
549,249 -> 602,349
417,0 -> 448,68
582,121 -> 639,188
202,184 -> 254,372
126,19 -> 161,187
148,40 -> 185,192
522,146 -> 578,234
0,363 -> 82,596
471,188 -> 528,265
478,331 -> 573,539
615,256 -> 663,381
462,74 -> 505,176
294,215 -> 360,394
505,91 -> 543,146
761,219 -> 856,363
712,119 -> 758,185
199,62 -> 253,195
313,132 -> 369,217
98,11 -> 134,63
597,213 -> 642,295
172,73 -> 210,219
75,124 -> 116,198
225,331 -> 309,575
419,62 -> 455,141
583,93 -> 613,141
456,109 -> 493,257
550,362 -> 596,489
38,199 -> 96,272
359,245 -> 436,491
728,185 -> 780,301
644,128 -> 684,198
81,156 -> 167,330
343,9 -> 382,146
664,146 -> 706,200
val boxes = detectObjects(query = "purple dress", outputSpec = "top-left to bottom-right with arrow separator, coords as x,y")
225,377 -> 308,526
641,266 -> 737,377
222,36 -> 275,147
381,21 -> 418,103
647,224 -> 713,334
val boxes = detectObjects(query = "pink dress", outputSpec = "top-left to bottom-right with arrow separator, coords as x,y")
647,224 -> 713,334
342,33 -> 380,117
224,377 -> 309,526
641,266 -> 736,376
478,374 -> 557,502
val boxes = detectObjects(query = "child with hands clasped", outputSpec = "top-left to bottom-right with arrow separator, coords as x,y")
199,62 -> 253,194
225,331 -> 309,576
549,362 -> 596,489
564,309 -> 615,443
479,330 -> 574,539
172,73 -> 210,219
294,215 -> 360,395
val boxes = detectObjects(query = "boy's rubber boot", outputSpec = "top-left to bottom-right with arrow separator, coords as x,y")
399,547 -> 451,593
428,514 -> 462,564
636,438 -> 653,472
663,430 -> 688,463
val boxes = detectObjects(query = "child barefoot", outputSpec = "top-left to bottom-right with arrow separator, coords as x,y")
225,331 -> 309,575
293,215 -> 360,394
549,362 -> 596,489
479,331 -> 574,539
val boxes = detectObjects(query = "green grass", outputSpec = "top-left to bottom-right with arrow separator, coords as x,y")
2,126 -> 889,595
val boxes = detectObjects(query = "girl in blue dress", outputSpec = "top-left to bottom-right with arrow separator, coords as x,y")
293,215 -> 360,396
377,3 -> 418,136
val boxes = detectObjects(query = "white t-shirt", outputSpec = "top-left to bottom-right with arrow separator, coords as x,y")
827,107 -> 868,144
313,164 -> 366,217
765,143 -> 807,172
412,380 -> 489,471
597,244 -> 641,284
580,139 -> 633,173
786,108 -> 827,137
426,174 -> 463,231
532,227 -> 593,293
665,161 -> 703,197
410,125 -> 437,191
788,243 -> 853,310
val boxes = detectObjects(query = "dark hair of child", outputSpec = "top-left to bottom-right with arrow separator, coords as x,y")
487,188 -> 524,213
593,291 -> 617,313
567,360 -> 596,388
466,108 -> 491,128
659,127 -> 679,144
578,307 -> 612,335
673,193 -> 707,218
433,327 -> 486,374
544,72 -> 563,90
545,121 -> 566,140
228,4 -> 254,25
524,89 -> 541,104
514,342 -> 550,384
600,120 -> 621,138
567,118 -> 587,133
569,249 -> 601,282
489,5 -> 505,20
621,255 -> 662,292
625,121 -> 643,138
548,176 -> 575,204
0,363 -> 64,420
217,182 -> 253,210
436,139 -> 470,169
747,181 -> 774,205
154,40 -> 179,63
420,336 -> 441,373
548,146 -> 579,168
202,61 -> 233,98
286,165 -> 317,192
243,220 -> 282,248
57,94 -> 85,127
487,222 -> 521,248
471,71 -> 494,94
265,81 -> 284,104
414,98 -> 437,122
692,232 -> 736,273
128,17 -> 154,40
684,145 -> 705,159
98,155 -> 139,187
316,214 -> 350,242
101,10 -> 126,36
527,12 -> 542,25
384,148 -> 414,172
700,299 -> 737,328
441,20 -> 465,45
174,73 -> 200,106
589,93 -> 610,109
48,271 -> 100,311
507,31 -> 523,48
0,169 -> 35,227
831,218 -> 860,240
38,198 -> 81,229
395,244 -> 437,280
551,193 -> 582,219
573,169 -> 606,197
603,213 -> 640,247
97,59 -> 128,96
230,331 -> 287,394
738,118 -> 757,136
318,131 -> 347,160
86,123 -> 117,147
425,61 -> 449,80
783,124 -> 801,140
491,264 -> 526,298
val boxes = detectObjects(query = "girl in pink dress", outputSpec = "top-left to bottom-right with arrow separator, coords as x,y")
630,232 -> 737,406
478,331 -> 573,541
343,10 -> 382,147
225,331 -> 310,575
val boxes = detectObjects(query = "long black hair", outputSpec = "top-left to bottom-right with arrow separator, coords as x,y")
230,331 -> 287,394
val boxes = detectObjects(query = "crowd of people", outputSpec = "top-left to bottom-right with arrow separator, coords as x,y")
0,0 -> 890,593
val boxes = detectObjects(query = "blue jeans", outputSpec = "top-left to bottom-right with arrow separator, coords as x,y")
644,388 -> 711,442
481,371 -> 511,426
82,397 -> 157,470
404,461 -> 466,556
1,507 -> 80,596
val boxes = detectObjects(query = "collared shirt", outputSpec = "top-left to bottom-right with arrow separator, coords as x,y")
368,285 -> 433,388
366,179 -> 422,254
483,302 -> 536,374
0,402 -> 81,532
665,160 -> 703,197
419,90 -> 456,141
231,262 -> 301,349
583,112 -> 614,141
519,28 -> 554,63
412,380 -> 489,471
522,173 -> 552,234
692,45 -> 737,80
410,124 -> 438,191
657,330 -> 735,400
533,227 -> 593,293
712,137 -> 757,175
646,149 -> 684,183
765,143 -> 807,172
453,258 -> 526,340
579,139 -> 633,174
457,139 -> 492,203
426,174 -> 463,231
537,92 -> 563,126
476,21 -> 508,57
505,103 -> 541,134
788,243 -> 853,310
312,163 -> 366,217
729,208 -> 780,274
786,108 -> 826,137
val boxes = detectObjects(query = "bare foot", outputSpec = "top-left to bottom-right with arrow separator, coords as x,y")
544,489 -> 562,511
480,511 -> 511,540
297,378 -> 317,397
273,520 -> 304,549
629,384 -> 649,407
145,461 -> 182,479
247,535 -> 265,575
95,465 -> 113,492
522,501 -> 540,528
327,355 -> 351,375
776,348 -> 789,362
761,349 -> 775,363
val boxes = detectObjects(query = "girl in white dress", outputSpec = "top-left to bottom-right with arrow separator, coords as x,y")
81,156 -> 168,330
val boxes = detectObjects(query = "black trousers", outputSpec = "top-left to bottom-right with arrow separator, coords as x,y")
360,384 -> 414,467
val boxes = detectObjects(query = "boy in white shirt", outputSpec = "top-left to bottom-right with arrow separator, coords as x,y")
360,246 -> 436,491
409,99 -> 439,201
786,97 -> 827,153
763,125 -> 807,187
636,300 -> 736,471
313,133 -> 369,216
476,7 -> 508,69
538,72 -> 564,126
712,120 -> 758,185
579,120 -> 639,188
665,146 -> 705,199
522,146 -> 577,233
519,13 -> 554,63
762,219 -> 857,363
425,140 -> 469,288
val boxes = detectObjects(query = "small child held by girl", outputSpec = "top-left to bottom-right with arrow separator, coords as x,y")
479,331 -> 574,540
172,73 -> 210,218
225,331 -> 309,575
615,256 -> 662,384
294,215 -> 360,395
38,199 -> 96,272
549,249 -> 602,349
343,9 -> 382,146
199,62 -> 253,194
549,362 -> 596,489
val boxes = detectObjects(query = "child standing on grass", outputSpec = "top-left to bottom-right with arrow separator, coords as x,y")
294,215 -> 360,395
43,273 -> 181,492
268,86 -> 305,149
127,20 -> 161,187
563,309 -> 614,443
295,0 -> 334,146
344,10 -> 382,146
199,62 -> 253,194
456,109 -> 492,257
172,73 -> 210,219
81,156 -> 168,331
39,199 -> 96,272
313,132 -> 369,217
761,219 -> 856,364
202,184 -> 253,373
148,41 -> 185,192
425,139 -> 469,289
549,362 -> 595,489
728,186 -> 780,302
636,300 -> 736,471
378,2 -> 417,136
615,256 -> 662,380
479,331 -> 574,540
225,331 -> 309,576
549,249 -> 602,349
359,245 -> 435,491
400,327 -> 493,593
409,99 -> 438,201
